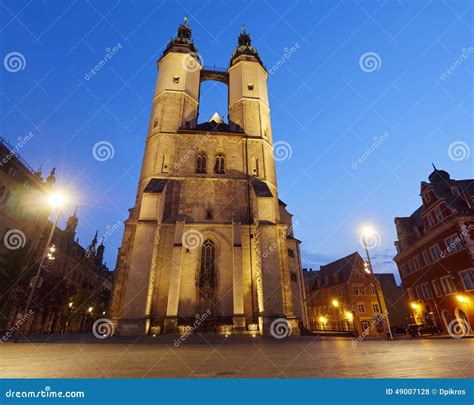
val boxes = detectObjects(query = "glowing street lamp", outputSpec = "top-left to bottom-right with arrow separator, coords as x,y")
14,189 -> 69,342
359,225 -> 393,340
456,295 -> 468,304
411,302 -> 419,310
331,299 -> 339,307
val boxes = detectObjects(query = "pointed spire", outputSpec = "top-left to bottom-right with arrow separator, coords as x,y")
184,15 -> 188,26
46,167 -> 56,188
432,163 -> 437,171
231,25 -> 265,69
66,207 -> 79,236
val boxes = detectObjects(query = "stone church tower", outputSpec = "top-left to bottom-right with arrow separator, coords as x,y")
110,20 -> 308,336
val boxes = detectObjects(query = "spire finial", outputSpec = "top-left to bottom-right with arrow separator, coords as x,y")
73,206 -> 78,216
432,162 -> 437,171
184,15 -> 188,26
242,24 -> 246,33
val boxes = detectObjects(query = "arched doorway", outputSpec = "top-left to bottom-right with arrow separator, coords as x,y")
441,309 -> 454,332
455,308 -> 471,336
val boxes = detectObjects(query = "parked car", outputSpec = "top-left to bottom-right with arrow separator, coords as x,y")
390,325 -> 407,335
406,323 -> 441,337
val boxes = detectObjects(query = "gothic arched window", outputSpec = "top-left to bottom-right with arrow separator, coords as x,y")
198,239 -> 216,291
214,153 -> 225,174
196,153 -> 207,173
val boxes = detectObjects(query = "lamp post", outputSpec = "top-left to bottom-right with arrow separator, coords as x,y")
331,299 -> 339,330
14,192 -> 65,342
360,226 -> 394,340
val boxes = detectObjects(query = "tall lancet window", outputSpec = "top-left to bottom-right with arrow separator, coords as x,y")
198,239 -> 216,294
196,153 -> 207,173
214,153 -> 225,174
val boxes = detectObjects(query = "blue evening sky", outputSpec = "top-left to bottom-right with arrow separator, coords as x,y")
0,0 -> 472,281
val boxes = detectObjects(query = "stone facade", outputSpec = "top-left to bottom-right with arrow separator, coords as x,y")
110,23 -> 307,336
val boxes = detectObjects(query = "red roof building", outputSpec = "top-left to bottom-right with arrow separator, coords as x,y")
394,166 -> 474,336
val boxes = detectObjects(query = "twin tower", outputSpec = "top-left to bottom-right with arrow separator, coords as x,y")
110,20 -> 308,336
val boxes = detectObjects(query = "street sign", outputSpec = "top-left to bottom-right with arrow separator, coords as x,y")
29,276 -> 43,289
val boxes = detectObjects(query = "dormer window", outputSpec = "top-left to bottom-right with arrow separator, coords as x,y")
173,76 -> 180,84
434,207 -> 443,222
423,191 -> 431,203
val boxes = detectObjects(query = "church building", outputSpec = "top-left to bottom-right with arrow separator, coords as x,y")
110,20 -> 307,336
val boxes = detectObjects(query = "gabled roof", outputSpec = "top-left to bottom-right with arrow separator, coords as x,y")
312,252 -> 365,290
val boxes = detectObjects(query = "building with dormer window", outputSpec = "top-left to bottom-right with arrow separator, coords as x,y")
394,166 -> 474,335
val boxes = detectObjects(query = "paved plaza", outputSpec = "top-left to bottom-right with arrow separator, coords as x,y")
0,334 -> 472,378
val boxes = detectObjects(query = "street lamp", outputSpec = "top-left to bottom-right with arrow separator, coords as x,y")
360,225 -> 394,340
14,191 -> 67,342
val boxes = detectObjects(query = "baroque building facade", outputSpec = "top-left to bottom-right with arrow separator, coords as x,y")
304,252 -> 390,337
0,137 -> 112,336
110,22 -> 307,336
394,166 -> 474,335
